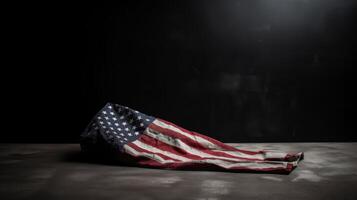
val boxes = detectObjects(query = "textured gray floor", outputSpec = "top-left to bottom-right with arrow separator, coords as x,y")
0,143 -> 356,200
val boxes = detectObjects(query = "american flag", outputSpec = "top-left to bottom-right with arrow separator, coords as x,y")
80,103 -> 303,173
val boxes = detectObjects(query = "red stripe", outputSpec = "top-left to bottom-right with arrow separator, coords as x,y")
140,133 -> 262,163
197,147 -> 263,162
192,131 -> 261,155
148,122 -> 207,150
126,139 -> 293,173
166,162 -> 289,173
138,134 -> 202,160
126,142 -> 180,162
122,147 -> 292,173
157,118 -> 261,155
123,119 -> 299,173
150,121 -> 264,160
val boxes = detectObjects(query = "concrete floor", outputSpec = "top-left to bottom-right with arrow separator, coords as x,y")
0,143 -> 356,200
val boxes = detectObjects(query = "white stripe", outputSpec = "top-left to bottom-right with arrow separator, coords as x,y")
123,144 -> 175,164
127,141 -> 292,170
132,140 -> 191,162
143,128 -> 289,169
188,159 -> 287,170
152,121 -> 265,160
211,149 -> 265,160
127,142 -> 287,170
263,151 -> 288,159
211,150 -> 292,162
145,120 -> 300,170
154,119 -> 291,161
153,119 -> 217,149
145,128 -> 256,162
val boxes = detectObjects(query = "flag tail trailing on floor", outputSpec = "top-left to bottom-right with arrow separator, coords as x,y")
80,103 -> 304,174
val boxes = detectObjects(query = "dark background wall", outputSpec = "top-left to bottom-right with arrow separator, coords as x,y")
3,0 -> 356,143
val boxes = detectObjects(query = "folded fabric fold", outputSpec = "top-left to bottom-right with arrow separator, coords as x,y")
80,103 -> 304,174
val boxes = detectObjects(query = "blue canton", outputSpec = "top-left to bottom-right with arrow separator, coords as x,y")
82,103 -> 155,151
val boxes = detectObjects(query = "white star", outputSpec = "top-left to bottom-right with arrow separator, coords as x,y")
102,126 -> 107,129
120,140 -> 123,143
140,123 -> 144,127
134,110 -> 139,113
120,116 -> 124,120
113,132 -> 117,134
104,116 -> 109,120
116,136 -> 120,138
99,121 -> 104,124
107,122 -> 111,125
110,127 -> 114,130
110,112 -> 115,115
105,130 -> 110,133
120,133 -> 124,136
117,128 -> 122,131
137,116 -> 142,120
97,116 -> 102,119
145,119 -> 150,121
134,131 -> 139,135
94,127 -> 99,130
125,128 -> 129,131
132,126 -> 136,130
122,122 -> 127,126
114,123 -> 119,126
128,133 -> 132,136
112,117 -> 117,121
102,111 -> 107,114
124,138 -> 128,141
